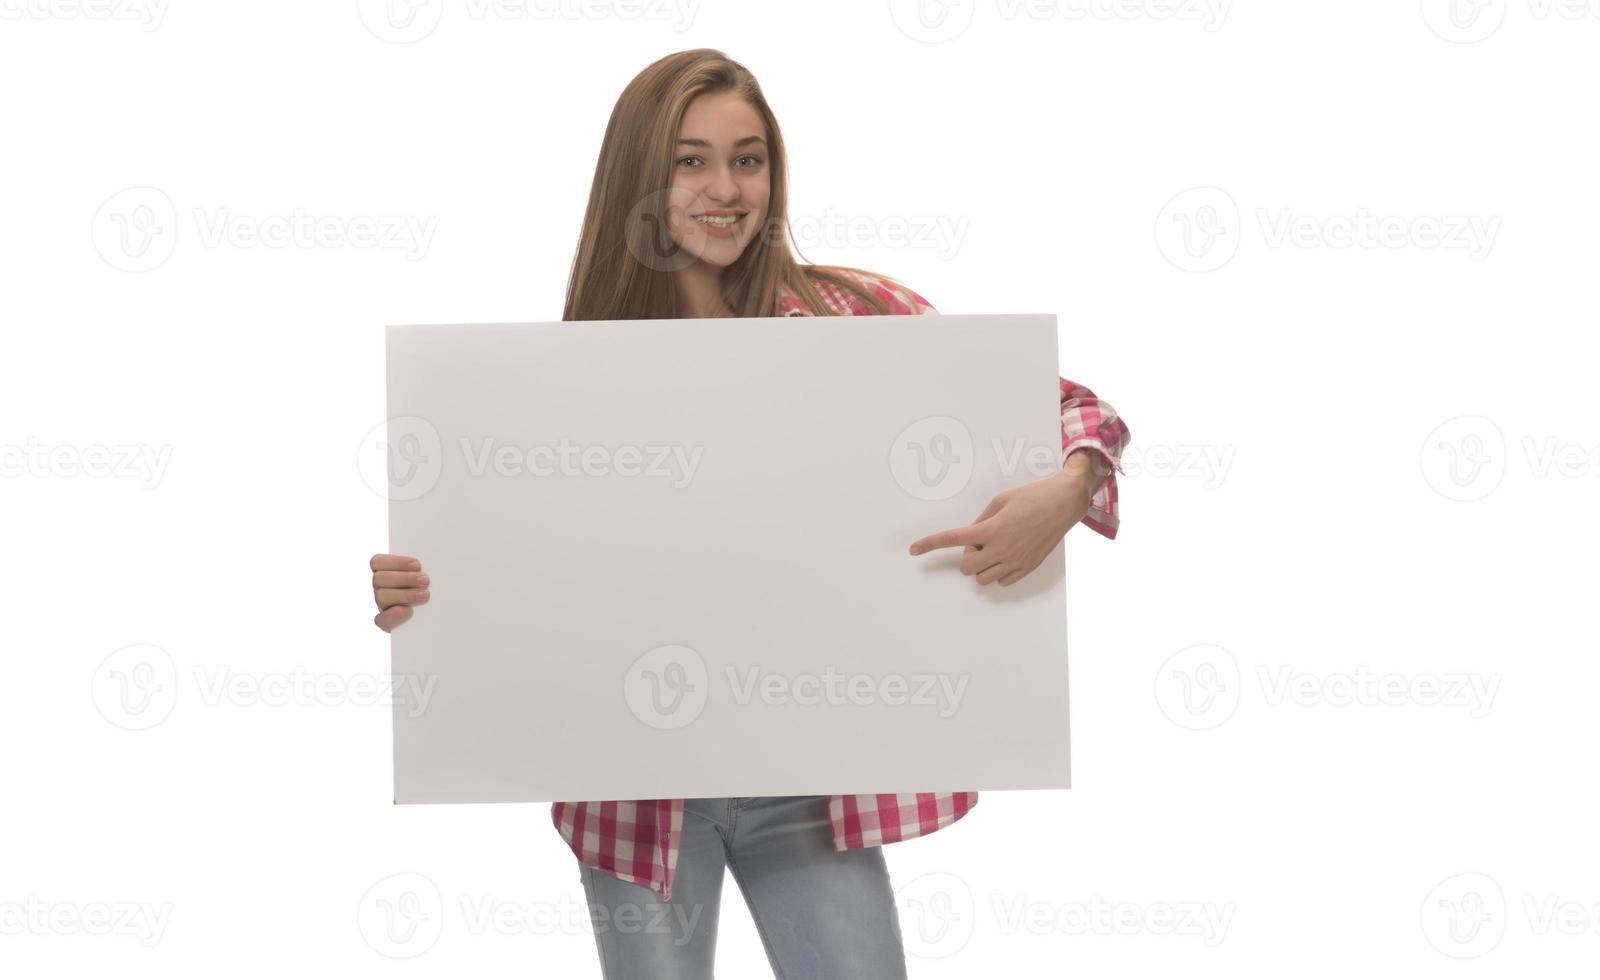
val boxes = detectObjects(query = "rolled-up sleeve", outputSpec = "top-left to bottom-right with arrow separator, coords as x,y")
1060,377 -> 1130,540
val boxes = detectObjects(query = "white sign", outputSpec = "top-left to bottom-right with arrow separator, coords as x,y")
385,314 -> 1070,802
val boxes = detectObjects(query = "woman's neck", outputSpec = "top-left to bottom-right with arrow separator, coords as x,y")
674,260 -> 734,318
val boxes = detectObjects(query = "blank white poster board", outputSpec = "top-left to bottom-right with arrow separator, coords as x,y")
385,314 -> 1069,803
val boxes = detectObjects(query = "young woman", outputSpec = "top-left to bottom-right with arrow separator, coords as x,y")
370,48 -> 1131,979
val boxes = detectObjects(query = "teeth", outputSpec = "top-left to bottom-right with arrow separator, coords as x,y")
693,214 -> 741,228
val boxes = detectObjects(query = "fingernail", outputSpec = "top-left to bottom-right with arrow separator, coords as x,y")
417,574 -> 430,588
909,546 -> 921,555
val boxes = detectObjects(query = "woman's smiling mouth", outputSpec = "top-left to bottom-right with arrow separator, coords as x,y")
691,211 -> 747,235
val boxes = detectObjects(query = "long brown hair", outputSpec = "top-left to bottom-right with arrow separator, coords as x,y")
563,49 -> 897,321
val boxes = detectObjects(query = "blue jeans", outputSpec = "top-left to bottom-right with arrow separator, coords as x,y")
578,795 -> 909,979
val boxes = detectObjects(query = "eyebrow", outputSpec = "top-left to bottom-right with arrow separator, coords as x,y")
674,136 -> 767,149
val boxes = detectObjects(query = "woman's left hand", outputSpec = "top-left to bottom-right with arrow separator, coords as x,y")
907,452 -> 1105,587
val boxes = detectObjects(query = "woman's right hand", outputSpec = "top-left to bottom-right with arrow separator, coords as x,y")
371,554 -> 430,632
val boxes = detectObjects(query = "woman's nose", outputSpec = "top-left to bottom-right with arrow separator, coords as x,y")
705,166 -> 739,203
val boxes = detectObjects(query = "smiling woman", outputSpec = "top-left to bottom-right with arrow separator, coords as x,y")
562,48 -> 920,322
370,46 -> 1131,980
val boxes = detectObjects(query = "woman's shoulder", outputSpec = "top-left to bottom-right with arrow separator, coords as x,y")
777,266 -> 938,317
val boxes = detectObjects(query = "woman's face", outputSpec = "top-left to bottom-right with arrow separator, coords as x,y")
664,91 -> 770,268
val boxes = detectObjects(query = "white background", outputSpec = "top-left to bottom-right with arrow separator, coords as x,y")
2,0 -> 1597,976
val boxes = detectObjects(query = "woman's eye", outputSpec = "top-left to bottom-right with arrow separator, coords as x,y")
675,154 -> 762,168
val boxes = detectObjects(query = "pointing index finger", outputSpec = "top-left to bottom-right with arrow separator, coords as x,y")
909,523 -> 984,556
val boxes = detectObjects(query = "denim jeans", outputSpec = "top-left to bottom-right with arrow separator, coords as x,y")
577,795 -> 909,979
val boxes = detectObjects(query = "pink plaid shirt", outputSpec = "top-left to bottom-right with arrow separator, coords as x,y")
552,268 -> 1131,900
